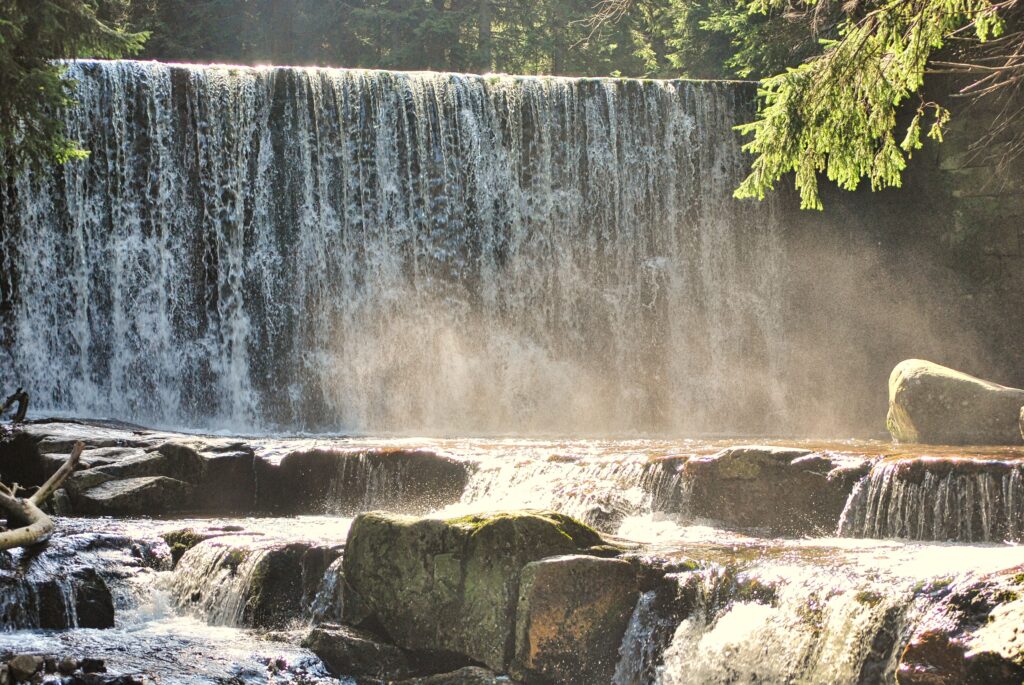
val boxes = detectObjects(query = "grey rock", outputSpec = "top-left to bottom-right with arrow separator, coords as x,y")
8,655 -> 43,681
75,476 -> 194,515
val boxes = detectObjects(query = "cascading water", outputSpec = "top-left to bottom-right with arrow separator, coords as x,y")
838,458 -> 1024,542
652,565 -> 918,685
0,60 -> 784,435
171,537 -> 273,627
454,454 -> 684,530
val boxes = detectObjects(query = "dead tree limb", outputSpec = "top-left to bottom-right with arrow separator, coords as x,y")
0,441 -> 82,551
0,388 -> 28,424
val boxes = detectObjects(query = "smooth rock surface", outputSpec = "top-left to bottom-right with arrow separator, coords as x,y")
8,654 -> 42,681
342,510 -> 608,672
888,359 -> 1024,445
304,624 -> 415,681
511,555 -> 638,685
74,476 -> 194,515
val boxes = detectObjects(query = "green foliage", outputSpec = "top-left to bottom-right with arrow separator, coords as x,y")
0,0 -> 147,169
734,0 -> 1006,209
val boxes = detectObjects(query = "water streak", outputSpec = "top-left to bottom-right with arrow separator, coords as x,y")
838,459 -> 1024,542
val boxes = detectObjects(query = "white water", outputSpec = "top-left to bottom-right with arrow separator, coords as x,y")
0,60 -> 784,435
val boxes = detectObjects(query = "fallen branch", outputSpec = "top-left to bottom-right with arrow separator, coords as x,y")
0,388 -> 28,424
0,441 -> 82,551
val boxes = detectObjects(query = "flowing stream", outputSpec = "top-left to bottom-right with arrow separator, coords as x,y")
2,431 -> 1024,684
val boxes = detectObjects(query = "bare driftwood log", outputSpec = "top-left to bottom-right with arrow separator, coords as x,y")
0,388 -> 28,424
0,441 -> 82,551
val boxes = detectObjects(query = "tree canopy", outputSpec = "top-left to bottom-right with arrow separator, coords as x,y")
0,0 -> 146,168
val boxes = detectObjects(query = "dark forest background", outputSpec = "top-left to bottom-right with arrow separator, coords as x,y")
122,0 -> 809,79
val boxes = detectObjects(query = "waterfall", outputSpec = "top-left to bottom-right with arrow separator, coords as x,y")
838,459 -> 1024,542
0,59 -> 784,435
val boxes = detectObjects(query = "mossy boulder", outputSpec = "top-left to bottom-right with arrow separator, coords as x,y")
162,528 -> 216,567
888,359 -> 1024,445
511,555 -> 638,684
341,510 -> 610,672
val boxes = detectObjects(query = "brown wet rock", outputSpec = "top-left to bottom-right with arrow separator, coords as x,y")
897,569 -> 1024,685
304,624 -> 416,681
511,554 -> 638,685
7,655 -> 42,682
681,445 -> 871,534
395,667 -> 513,685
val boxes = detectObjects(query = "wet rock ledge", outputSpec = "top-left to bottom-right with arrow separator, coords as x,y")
0,421 -> 469,517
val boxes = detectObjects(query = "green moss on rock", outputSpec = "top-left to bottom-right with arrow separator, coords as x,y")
162,528 -> 210,567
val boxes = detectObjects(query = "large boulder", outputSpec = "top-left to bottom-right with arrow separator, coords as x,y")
887,359 -> 1024,445
681,446 -> 871,534
341,511 -> 610,672
511,555 -> 638,685
897,569 -> 1024,684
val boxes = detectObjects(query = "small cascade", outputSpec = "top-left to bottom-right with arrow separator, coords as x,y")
619,564 -> 921,685
308,556 -> 345,624
171,535 -> 277,627
326,452 -> 414,512
273,448 -> 468,515
614,586 -> 689,685
838,459 -> 1024,542
169,532 -> 340,629
0,529 -> 160,631
456,456 -> 684,531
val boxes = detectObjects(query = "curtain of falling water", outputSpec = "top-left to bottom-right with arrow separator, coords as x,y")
0,60 -> 784,435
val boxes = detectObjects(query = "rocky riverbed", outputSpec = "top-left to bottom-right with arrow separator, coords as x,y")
2,420 -> 1024,683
